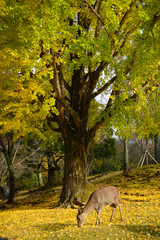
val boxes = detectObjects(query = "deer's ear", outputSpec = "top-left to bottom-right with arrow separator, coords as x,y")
78,207 -> 83,214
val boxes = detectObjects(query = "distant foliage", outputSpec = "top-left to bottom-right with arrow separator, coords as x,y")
87,136 -> 122,175
16,172 -> 39,191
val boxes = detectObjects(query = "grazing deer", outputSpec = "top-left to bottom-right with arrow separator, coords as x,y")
77,186 -> 123,227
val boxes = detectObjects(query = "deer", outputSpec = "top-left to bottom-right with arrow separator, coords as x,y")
77,186 -> 123,227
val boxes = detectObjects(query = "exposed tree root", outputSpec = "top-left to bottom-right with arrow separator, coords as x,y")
58,196 -> 85,209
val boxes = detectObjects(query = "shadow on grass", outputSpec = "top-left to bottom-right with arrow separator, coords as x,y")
117,224 -> 160,238
34,221 -> 77,232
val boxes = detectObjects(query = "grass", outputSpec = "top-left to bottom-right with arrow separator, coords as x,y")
0,164 -> 160,240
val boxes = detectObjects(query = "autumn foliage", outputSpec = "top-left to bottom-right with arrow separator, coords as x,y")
1,0 -> 160,206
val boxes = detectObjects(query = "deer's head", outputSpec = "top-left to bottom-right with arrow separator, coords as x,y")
77,207 -> 86,227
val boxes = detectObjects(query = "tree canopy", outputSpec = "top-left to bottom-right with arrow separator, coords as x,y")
0,0 -> 160,206
1,0 -> 160,135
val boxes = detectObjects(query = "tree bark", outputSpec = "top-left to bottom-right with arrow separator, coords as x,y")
123,138 -> 129,173
6,160 -> 15,204
59,133 -> 90,207
47,152 -> 62,186
0,134 -> 15,203
38,161 -> 44,187
154,134 -> 160,163
47,154 -> 55,186
146,137 -> 149,165
48,166 -> 62,186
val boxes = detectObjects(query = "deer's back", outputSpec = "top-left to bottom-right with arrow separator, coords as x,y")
88,186 -> 120,208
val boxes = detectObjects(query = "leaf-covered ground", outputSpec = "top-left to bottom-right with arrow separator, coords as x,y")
0,165 -> 160,240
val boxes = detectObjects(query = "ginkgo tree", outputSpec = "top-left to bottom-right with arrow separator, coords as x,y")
0,19 -> 58,203
0,0 -> 160,207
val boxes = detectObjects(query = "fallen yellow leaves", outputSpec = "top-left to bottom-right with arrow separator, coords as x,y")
0,188 -> 159,239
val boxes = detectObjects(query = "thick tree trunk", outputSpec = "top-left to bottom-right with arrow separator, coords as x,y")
59,134 -> 89,207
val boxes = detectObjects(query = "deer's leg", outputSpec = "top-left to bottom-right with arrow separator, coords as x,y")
110,206 -> 116,222
119,205 -> 123,221
96,207 -> 102,226
115,197 -> 124,221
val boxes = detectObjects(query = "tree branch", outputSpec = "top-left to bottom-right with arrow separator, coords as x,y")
85,61 -> 108,96
84,0 -> 104,25
115,0 -> 136,35
91,75 -> 117,99
50,48 -> 62,100
89,88 -> 118,138
124,53 -> 136,75
89,117 -> 105,138
118,21 -> 141,50
150,13 -> 160,50
14,147 -> 41,167
150,13 -> 160,30
88,52 -> 137,138
57,63 -> 71,95
57,98 -> 81,129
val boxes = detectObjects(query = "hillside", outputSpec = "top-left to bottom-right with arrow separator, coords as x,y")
89,164 -> 160,190
0,164 -> 160,210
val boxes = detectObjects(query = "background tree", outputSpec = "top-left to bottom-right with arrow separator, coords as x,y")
149,89 -> 160,163
154,134 -> 160,163
45,138 -> 64,186
1,0 -> 160,207
0,134 -> 43,201
0,133 -> 15,203
91,134 -> 117,173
